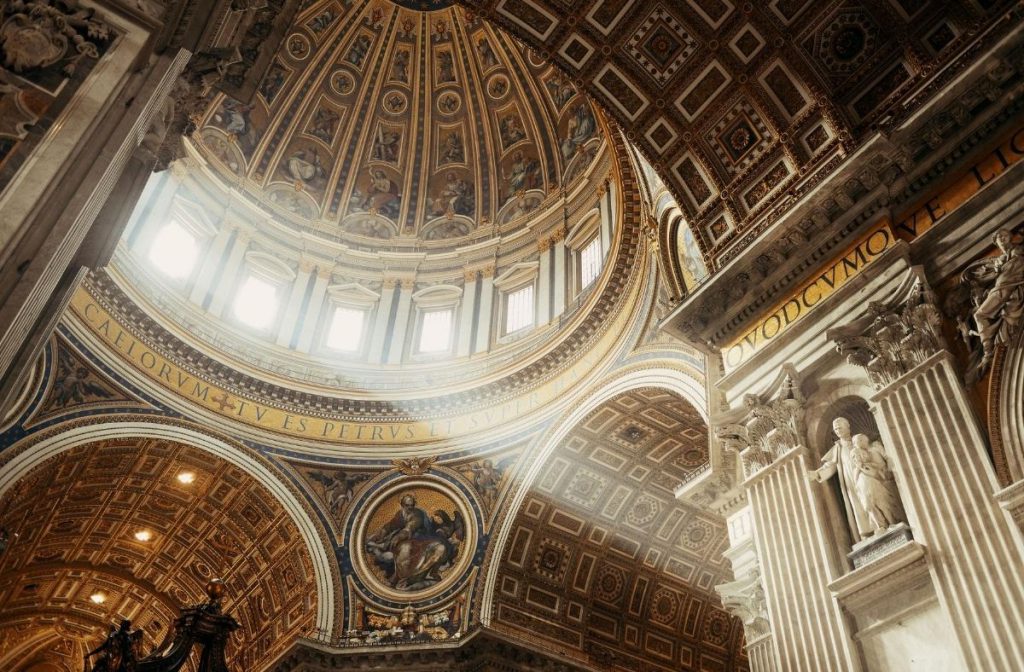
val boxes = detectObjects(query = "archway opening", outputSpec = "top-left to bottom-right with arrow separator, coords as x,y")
489,387 -> 746,670
0,437 -> 318,671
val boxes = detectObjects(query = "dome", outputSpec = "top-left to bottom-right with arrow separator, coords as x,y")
97,0 -> 643,455
195,0 -> 604,248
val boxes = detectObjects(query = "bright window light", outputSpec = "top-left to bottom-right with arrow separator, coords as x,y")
326,306 -> 366,352
419,309 -> 453,353
148,221 -> 198,279
505,285 -> 534,334
580,236 -> 602,289
233,275 -> 278,330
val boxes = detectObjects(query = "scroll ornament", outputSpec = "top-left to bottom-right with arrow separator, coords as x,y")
0,0 -> 111,75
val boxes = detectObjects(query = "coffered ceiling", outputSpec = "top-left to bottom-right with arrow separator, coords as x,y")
491,388 -> 745,671
459,0 -> 1011,274
0,439 -> 317,671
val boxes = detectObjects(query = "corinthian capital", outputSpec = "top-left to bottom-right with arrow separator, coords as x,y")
714,366 -> 805,476
828,271 -> 945,390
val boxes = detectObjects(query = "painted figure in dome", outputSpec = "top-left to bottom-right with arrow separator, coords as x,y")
371,126 -> 402,164
286,147 -> 325,187
477,37 -> 498,69
308,106 -> 340,144
365,494 -> 464,591
392,49 -> 410,82
560,102 -> 597,161
505,150 -> 540,199
346,34 -> 371,67
430,172 -> 474,217
365,168 -> 402,219
546,74 -> 576,110
437,50 -> 456,83
499,114 -> 526,148
440,131 -> 464,164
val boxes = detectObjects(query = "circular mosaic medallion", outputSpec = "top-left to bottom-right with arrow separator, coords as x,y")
353,478 -> 476,602
287,33 -> 311,61
329,69 -> 356,96
436,91 -> 461,115
486,74 -> 509,100
382,90 -> 408,115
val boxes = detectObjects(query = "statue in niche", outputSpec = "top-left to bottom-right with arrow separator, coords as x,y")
807,417 -> 906,544
950,228 -> 1024,382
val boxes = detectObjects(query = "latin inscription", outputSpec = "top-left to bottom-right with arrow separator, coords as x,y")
722,123 -> 1024,371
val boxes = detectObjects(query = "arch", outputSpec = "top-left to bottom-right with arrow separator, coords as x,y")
480,363 -> 707,623
0,419 -> 338,636
804,378 -> 882,459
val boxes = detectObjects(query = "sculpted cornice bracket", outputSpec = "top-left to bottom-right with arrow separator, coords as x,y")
714,365 -> 805,477
828,268 -> 946,390
716,568 -> 770,640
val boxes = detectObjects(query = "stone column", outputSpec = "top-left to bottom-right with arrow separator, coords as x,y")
598,180 -> 613,254
207,228 -> 251,317
276,258 -> 315,348
537,237 -> 552,326
552,228 -> 567,318
745,449 -> 856,672
716,369 -> 859,672
717,506 -> 778,672
0,47 -> 190,407
457,269 -> 479,357
386,278 -> 415,364
296,267 -> 333,353
369,278 -> 398,364
189,223 -> 235,307
474,265 -> 495,354
126,170 -> 180,254
830,278 -> 1024,669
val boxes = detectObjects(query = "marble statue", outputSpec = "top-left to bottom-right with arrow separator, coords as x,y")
808,417 -> 905,543
958,228 -> 1024,381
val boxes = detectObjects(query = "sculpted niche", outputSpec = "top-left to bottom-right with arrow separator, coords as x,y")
808,415 -> 906,545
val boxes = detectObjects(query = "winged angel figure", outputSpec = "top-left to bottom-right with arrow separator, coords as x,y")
308,470 -> 370,519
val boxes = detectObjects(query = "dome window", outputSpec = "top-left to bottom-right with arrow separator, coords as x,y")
418,309 -> 454,354
504,284 -> 535,335
326,306 -> 367,352
579,236 -> 602,290
233,275 -> 279,330
148,220 -> 198,280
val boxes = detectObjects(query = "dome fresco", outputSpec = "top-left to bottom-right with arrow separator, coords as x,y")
197,0 -> 604,247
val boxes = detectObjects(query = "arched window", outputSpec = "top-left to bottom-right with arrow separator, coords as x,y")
579,235 -> 602,289
419,308 -> 454,353
326,306 -> 366,352
148,220 -> 199,280
233,274 -> 279,330
321,283 -> 380,355
232,252 -> 295,332
566,211 -> 602,297
412,285 -> 462,357
494,262 -> 539,338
